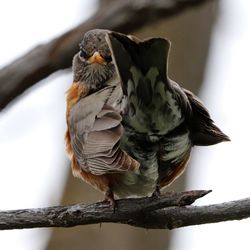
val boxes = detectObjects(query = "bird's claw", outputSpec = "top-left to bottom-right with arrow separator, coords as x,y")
152,185 -> 161,198
104,189 -> 117,212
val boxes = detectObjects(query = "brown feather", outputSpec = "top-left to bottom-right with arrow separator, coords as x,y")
65,82 -> 89,156
66,82 -> 116,193
66,82 -> 139,193
183,89 -> 230,146
160,151 -> 191,188
71,155 -> 110,193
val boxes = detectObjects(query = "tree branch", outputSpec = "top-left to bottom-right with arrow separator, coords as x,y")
0,0 -> 212,110
1,190 -> 250,231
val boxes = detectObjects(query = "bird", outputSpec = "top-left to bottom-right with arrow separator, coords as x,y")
65,29 -> 230,204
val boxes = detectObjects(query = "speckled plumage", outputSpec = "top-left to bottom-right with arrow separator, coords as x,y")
65,29 -> 230,201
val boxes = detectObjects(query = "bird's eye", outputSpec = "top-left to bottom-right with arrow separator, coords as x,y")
105,55 -> 112,63
79,49 -> 88,59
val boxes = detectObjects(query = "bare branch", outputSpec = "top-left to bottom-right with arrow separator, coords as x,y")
1,190 -> 250,231
128,197 -> 250,229
0,0 -> 212,110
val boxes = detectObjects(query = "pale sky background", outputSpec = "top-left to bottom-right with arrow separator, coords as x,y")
172,0 -> 250,249
0,1 -> 97,249
0,0 -> 249,250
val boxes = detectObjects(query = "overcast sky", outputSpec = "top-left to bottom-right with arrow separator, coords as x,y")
172,0 -> 250,249
0,1 -> 96,249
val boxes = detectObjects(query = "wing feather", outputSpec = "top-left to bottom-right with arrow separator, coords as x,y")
68,85 -> 139,175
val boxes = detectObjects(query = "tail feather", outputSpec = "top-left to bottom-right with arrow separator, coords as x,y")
183,88 -> 230,145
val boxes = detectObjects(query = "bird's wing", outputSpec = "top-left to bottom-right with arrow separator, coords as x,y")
183,88 -> 230,145
106,31 -> 169,94
68,85 -> 139,175
106,31 -> 177,135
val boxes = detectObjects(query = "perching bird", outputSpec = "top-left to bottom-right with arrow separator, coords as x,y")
65,29 -> 229,203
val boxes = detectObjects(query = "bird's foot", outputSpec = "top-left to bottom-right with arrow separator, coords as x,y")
152,185 -> 161,198
104,189 -> 117,212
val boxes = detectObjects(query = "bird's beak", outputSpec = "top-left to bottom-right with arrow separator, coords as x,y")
87,51 -> 106,65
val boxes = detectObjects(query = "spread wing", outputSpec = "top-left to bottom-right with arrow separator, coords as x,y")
106,31 -> 169,95
183,88 -> 230,146
68,85 -> 139,175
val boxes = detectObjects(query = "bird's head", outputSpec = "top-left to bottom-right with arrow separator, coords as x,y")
72,29 -> 115,90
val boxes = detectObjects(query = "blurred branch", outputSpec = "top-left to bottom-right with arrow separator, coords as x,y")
1,190 -> 250,230
0,0 -> 212,110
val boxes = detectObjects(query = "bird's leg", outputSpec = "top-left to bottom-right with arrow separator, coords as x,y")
104,188 -> 117,212
152,184 -> 161,198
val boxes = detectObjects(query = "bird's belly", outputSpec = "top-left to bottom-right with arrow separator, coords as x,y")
160,132 -> 191,163
158,132 -> 192,186
115,130 -> 191,198
113,161 -> 159,198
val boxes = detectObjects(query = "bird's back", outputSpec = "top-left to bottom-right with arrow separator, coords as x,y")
106,32 -> 193,195
107,32 -> 229,196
